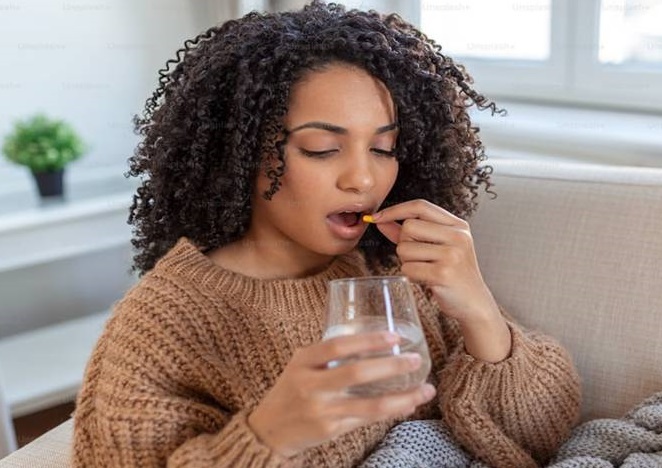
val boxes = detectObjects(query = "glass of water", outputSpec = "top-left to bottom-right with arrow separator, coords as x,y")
323,276 -> 432,396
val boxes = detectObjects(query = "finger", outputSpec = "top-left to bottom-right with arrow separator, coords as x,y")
336,383 -> 437,422
378,219 -> 471,247
397,219 -> 469,245
371,200 -> 465,227
400,261 -> 440,285
374,221 -> 401,244
300,331 -> 401,368
396,240 -> 442,262
321,352 -> 423,390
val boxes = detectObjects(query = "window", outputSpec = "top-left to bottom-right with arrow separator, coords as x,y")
421,0 -> 552,61
599,0 -> 662,65
419,0 -> 662,112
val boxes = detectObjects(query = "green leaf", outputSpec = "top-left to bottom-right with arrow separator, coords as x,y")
1,113 -> 86,171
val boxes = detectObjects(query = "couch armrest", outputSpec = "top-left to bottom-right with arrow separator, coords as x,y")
0,419 -> 72,467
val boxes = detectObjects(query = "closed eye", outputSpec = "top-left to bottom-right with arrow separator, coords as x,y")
372,148 -> 396,157
300,148 -> 337,158
299,148 -> 396,158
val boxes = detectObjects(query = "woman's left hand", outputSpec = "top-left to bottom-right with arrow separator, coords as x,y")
370,199 -> 500,325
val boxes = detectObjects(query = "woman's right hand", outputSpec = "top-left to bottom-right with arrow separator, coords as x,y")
246,331 -> 436,457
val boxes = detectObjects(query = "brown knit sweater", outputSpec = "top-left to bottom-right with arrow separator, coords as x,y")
72,237 -> 580,468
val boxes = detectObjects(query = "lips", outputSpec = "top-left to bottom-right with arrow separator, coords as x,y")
328,211 -> 362,227
325,204 -> 376,240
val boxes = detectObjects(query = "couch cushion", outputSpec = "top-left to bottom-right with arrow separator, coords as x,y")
471,159 -> 662,422
0,419 -> 71,467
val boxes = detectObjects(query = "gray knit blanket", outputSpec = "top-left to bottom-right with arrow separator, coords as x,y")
360,391 -> 662,467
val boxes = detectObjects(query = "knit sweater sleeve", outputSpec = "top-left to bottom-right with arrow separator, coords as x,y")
415,290 -> 581,468
72,296 -> 294,468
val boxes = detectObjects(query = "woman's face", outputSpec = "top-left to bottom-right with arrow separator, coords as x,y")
249,63 -> 399,263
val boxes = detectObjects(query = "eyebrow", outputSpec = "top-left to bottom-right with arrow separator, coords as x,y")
287,122 -> 398,135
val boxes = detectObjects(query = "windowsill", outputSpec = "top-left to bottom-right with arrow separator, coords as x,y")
0,165 -> 136,217
470,101 -> 662,167
0,166 -> 137,273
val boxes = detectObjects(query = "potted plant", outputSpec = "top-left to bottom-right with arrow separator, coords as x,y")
2,113 -> 87,198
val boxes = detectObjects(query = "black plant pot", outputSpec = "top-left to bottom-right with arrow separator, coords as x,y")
32,169 -> 65,198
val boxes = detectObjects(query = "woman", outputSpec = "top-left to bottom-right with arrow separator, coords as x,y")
72,2 -> 581,467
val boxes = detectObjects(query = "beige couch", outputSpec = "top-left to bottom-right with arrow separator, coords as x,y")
1,158 -> 661,466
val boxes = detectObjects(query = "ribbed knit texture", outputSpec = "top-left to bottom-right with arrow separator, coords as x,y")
550,391 -> 662,467
72,237 -> 581,467
359,420 -> 475,467
361,392 -> 662,467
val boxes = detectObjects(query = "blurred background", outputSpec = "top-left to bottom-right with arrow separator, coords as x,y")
0,0 -> 661,454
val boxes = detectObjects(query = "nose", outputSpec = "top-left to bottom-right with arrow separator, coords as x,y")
336,151 -> 376,194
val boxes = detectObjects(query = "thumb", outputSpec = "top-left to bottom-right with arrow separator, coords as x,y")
375,221 -> 401,244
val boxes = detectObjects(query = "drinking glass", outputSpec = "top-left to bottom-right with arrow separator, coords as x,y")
323,276 -> 432,396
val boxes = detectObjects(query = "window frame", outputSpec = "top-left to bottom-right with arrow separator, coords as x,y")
417,0 -> 662,113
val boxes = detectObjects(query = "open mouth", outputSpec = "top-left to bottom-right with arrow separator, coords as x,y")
327,211 -> 365,227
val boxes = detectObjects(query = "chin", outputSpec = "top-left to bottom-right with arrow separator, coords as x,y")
324,239 -> 361,256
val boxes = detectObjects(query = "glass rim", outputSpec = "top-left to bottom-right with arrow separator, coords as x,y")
329,275 -> 411,286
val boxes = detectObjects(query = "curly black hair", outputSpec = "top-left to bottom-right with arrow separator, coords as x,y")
127,0 -> 504,275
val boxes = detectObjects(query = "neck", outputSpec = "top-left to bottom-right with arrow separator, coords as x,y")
208,229 -> 335,280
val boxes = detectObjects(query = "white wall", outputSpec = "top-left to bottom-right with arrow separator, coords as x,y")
0,0 -> 225,193
0,0 -> 231,338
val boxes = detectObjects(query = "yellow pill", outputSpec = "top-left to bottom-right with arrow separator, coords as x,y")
362,214 -> 376,223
